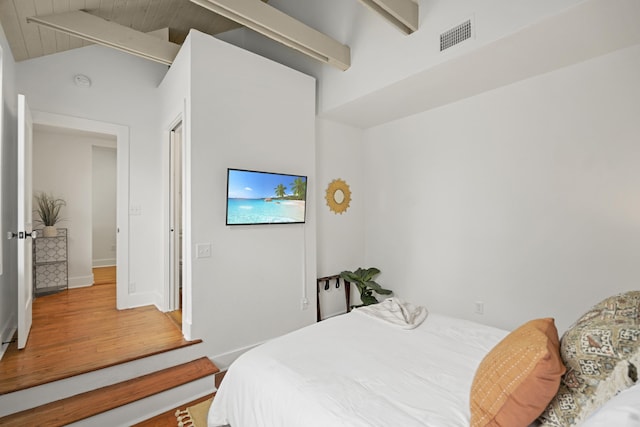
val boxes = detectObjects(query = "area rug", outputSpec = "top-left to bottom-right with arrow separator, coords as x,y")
175,398 -> 212,427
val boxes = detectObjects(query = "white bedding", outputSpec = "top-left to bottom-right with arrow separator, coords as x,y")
208,311 -> 508,427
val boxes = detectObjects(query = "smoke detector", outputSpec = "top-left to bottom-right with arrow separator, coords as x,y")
74,74 -> 92,88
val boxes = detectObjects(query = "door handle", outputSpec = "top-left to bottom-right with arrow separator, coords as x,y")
10,231 -> 38,239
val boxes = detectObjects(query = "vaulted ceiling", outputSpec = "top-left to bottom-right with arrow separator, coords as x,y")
0,0 -> 244,62
0,0 -> 418,70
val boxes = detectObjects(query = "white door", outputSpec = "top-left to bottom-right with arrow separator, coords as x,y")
169,122 -> 183,312
17,94 -> 34,349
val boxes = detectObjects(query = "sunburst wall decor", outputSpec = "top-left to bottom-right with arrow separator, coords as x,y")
325,179 -> 351,214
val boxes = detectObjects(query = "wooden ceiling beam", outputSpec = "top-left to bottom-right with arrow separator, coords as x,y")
357,0 -> 418,34
189,0 -> 351,71
27,11 -> 181,65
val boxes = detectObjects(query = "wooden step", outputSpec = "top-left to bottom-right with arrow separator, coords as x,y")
133,393 -> 215,427
0,283 -> 200,396
0,357 -> 219,427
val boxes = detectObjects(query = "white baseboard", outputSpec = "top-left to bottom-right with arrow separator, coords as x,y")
123,292 -> 159,310
0,313 -> 17,361
183,318 -> 192,342
92,259 -> 116,267
152,292 -> 164,313
211,341 -> 264,371
68,275 -> 94,289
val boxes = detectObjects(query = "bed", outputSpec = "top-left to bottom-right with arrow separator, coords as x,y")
208,309 -> 508,427
208,292 -> 640,427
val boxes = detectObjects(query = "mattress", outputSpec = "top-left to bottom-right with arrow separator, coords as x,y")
208,311 -> 509,427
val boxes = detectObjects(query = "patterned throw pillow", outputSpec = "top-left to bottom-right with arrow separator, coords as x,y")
539,291 -> 640,427
470,318 -> 565,427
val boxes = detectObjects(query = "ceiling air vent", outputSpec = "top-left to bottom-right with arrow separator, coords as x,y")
440,19 -> 472,51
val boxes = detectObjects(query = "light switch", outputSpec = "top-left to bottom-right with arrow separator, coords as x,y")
196,243 -> 211,258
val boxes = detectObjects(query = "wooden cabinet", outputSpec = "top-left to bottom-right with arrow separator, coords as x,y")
33,228 -> 68,296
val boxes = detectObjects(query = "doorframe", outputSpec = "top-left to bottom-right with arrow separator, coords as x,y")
0,43 -> 4,277
30,111 -> 130,309
164,113 -> 187,332
168,119 -> 183,313
164,109 -> 192,339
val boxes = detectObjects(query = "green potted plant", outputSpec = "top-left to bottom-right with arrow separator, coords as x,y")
340,267 -> 392,306
34,192 -> 66,237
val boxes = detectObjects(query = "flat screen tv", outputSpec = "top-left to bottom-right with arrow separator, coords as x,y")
226,168 -> 307,225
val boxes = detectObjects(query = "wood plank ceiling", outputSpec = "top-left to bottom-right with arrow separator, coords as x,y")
0,0 -> 417,69
0,0 -> 245,62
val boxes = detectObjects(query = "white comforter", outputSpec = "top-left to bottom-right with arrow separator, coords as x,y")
208,311 -> 508,427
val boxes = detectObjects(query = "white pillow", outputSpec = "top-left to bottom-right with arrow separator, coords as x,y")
581,383 -> 640,427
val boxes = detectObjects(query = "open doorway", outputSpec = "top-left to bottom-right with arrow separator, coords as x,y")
91,145 -> 118,286
167,121 -> 184,328
33,125 -> 117,293
31,111 -> 129,309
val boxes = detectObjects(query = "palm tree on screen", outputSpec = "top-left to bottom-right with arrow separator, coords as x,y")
291,178 -> 306,200
274,184 -> 287,198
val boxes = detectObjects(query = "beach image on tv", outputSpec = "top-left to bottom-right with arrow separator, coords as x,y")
226,169 -> 307,225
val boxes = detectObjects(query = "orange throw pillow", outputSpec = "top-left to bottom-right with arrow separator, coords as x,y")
470,318 -> 566,427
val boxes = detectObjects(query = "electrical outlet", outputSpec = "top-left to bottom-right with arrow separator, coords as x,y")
301,298 -> 309,310
129,282 -> 136,293
475,301 -> 484,315
196,243 -> 211,258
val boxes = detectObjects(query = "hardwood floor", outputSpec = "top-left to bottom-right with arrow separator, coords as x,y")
93,265 -> 117,285
0,267 -> 198,395
167,309 -> 182,329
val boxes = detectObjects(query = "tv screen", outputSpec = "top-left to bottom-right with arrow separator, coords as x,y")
226,168 -> 307,225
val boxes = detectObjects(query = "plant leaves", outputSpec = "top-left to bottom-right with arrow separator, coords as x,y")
361,294 -> 379,305
365,280 -> 382,290
339,271 -> 360,283
340,267 -> 390,304
33,192 -> 66,226
361,268 -> 380,282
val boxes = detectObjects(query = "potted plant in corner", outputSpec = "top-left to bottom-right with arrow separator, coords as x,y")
340,267 -> 392,307
34,192 -> 66,237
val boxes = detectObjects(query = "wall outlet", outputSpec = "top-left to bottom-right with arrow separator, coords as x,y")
129,282 -> 136,293
475,301 -> 484,315
301,298 -> 309,310
196,243 -> 212,258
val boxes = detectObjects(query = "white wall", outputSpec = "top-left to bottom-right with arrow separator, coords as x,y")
313,0 -> 584,114
33,129 -> 93,287
92,146 -> 117,267
315,119 -> 366,317
362,44 -> 640,334
0,22 -> 17,359
16,44 -> 168,307
220,0 -> 583,114
160,31 -> 317,366
159,35 -> 191,318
